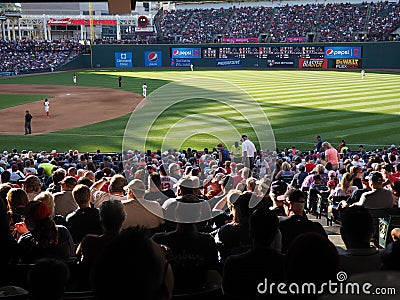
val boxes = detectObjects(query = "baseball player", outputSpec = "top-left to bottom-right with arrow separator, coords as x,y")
142,83 -> 147,98
73,74 -> 77,86
44,98 -> 50,118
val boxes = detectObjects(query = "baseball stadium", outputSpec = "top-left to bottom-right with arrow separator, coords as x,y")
1,1 -> 400,299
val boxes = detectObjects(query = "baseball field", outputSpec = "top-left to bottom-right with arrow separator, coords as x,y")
0,69 -> 399,153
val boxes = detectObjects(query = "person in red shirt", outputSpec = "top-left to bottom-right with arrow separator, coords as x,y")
304,155 -> 316,173
204,173 -> 224,200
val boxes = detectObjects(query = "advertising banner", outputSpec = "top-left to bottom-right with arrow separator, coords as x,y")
69,19 -> 117,25
299,58 -> 328,69
48,18 -> 117,26
285,37 -> 306,42
334,59 -> 362,69
216,59 -> 242,67
46,18 -> 70,26
144,51 -> 162,67
221,38 -> 259,43
171,48 -> 201,59
170,58 -> 192,67
115,52 -> 132,68
267,59 -> 295,68
324,47 -> 362,59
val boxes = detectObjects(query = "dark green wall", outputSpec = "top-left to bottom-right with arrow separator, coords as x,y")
59,54 -> 91,70
88,42 -> 400,69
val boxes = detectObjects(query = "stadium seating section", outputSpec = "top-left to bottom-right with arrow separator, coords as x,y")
158,2 -> 400,43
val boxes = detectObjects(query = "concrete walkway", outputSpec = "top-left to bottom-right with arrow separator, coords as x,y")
306,213 -> 346,250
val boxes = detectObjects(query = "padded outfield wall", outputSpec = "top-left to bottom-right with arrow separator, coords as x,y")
90,42 -> 400,70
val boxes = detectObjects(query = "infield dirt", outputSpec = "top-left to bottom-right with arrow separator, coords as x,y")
0,84 -> 144,135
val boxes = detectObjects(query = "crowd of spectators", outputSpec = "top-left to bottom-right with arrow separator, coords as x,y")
269,3 -> 320,42
318,2 -> 369,42
179,7 -> 234,44
159,9 -> 194,43
1,139 -> 400,299
367,1 -> 400,41
225,6 -> 273,39
157,1 -> 400,43
0,39 -> 86,74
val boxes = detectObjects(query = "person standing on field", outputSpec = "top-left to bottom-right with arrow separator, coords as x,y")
142,83 -> 147,98
73,74 -> 77,86
24,110 -> 33,135
361,69 -> 365,79
44,98 -> 50,118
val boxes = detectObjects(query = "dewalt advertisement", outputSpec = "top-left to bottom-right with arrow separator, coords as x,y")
334,59 -> 362,69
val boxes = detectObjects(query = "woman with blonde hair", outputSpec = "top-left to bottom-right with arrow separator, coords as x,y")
332,173 -> 358,198
322,142 -> 340,171
328,172 -> 358,221
275,161 -> 294,184
34,191 -> 55,218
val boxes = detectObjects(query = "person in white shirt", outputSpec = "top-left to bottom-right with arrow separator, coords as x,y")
241,134 -> 257,170
351,154 -> 365,168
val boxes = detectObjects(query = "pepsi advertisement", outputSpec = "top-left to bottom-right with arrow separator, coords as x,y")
115,52 -> 132,67
144,51 -> 162,67
324,47 -> 362,59
171,48 -> 201,59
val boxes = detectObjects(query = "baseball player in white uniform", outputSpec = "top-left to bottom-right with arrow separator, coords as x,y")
73,74 -> 77,86
142,83 -> 147,98
44,98 -> 50,118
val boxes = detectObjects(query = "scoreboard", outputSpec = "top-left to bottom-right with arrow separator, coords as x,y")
201,46 -> 324,59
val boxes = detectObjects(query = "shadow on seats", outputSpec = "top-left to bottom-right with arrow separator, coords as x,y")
172,284 -> 223,300
63,290 -> 95,300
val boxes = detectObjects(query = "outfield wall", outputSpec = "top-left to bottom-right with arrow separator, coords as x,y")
90,42 -> 400,70
59,54 -> 91,71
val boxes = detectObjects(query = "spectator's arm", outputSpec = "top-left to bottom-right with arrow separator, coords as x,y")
90,177 -> 108,191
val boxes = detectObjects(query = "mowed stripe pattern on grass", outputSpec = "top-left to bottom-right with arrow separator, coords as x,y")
1,69 -> 400,152
127,70 -> 400,150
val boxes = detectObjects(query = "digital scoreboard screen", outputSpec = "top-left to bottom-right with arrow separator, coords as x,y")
201,46 -> 325,59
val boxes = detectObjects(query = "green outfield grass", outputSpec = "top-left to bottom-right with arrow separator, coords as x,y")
0,69 -> 399,153
0,94 -> 52,109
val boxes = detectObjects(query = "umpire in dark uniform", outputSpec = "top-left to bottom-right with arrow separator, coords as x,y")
25,110 -> 32,135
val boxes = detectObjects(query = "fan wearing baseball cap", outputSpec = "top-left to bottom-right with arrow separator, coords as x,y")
121,179 -> 164,231
351,171 -> 394,209
53,176 -> 78,217
279,188 -> 328,253
268,180 -> 288,217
